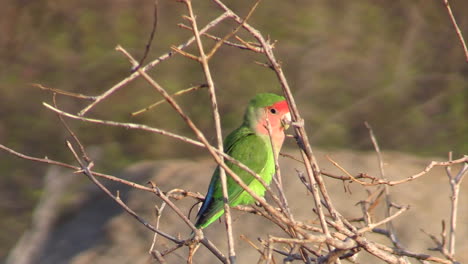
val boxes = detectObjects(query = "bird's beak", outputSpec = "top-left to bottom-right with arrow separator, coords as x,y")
281,112 -> 292,130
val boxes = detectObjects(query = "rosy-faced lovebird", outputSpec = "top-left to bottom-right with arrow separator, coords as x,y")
195,93 -> 291,229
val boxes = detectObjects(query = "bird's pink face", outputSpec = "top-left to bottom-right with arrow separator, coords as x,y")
256,100 -> 291,147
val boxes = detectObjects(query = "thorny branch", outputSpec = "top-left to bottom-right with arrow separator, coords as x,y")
1,1 -> 467,264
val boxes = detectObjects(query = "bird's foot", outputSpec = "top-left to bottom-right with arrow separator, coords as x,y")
291,118 -> 304,128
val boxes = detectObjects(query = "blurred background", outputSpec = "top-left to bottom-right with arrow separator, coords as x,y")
0,0 -> 467,262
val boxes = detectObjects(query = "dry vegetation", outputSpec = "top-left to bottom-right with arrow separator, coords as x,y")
1,0 -> 467,263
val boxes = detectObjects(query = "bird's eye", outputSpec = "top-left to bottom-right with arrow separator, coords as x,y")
269,108 -> 277,114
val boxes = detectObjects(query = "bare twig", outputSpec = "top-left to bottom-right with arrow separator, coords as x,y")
373,236 -> 454,264
421,222 -> 457,262
52,94 -> 90,163
205,0 -> 261,59
32,83 -> 97,100
268,236 -> 355,252
149,182 -> 198,232
44,102 -> 204,148
170,45 -> 201,62
149,203 -> 166,254
132,0 -> 159,72
281,152 -> 468,187
178,23 -> 262,52
265,113 -> 291,217
131,84 -> 208,116
0,143 -> 158,193
359,205 -> 409,234
326,155 -> 369,186
365,122 -> 401,248
384,157 -> 468,185
445,152 -> 468,257
151,250 -> 168,264
150,188 -> 193,254
442,0 -> 468,62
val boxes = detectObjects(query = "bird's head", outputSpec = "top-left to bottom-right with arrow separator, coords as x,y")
244,93 -> 291,141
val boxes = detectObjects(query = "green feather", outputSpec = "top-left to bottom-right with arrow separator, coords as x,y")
195,93 -> 285,229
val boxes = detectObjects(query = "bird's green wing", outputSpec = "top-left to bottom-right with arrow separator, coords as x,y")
195,126 -> 271,228
224,128 -> 272,205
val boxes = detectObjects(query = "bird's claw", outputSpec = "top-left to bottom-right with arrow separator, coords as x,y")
291,118 -> 304,128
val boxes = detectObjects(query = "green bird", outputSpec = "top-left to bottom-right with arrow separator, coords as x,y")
195,93 -> 291,229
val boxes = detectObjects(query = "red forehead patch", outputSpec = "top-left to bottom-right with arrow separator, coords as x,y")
271,100 -> 289,112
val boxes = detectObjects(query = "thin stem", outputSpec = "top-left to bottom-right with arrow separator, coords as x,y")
268,236 -> 355,251
205,0 -> 261,60
44,102 -> 204,148
448,183 -> 458,256
446,153 -> 468,256
265,113 -> 291,216
179,23 -> 261,51
149,183 -> 198,232
442,0 -> 468,62
0,143 -> 157,193
32,83 -> 97,100
365,122 -> 401,247
299,149 -> 332,242
149,202 -> 167,254
359,206 -> 409,234
131,84 -> 208,116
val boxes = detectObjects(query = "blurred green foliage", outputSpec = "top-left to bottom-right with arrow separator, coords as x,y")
0,0 -> 467,258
